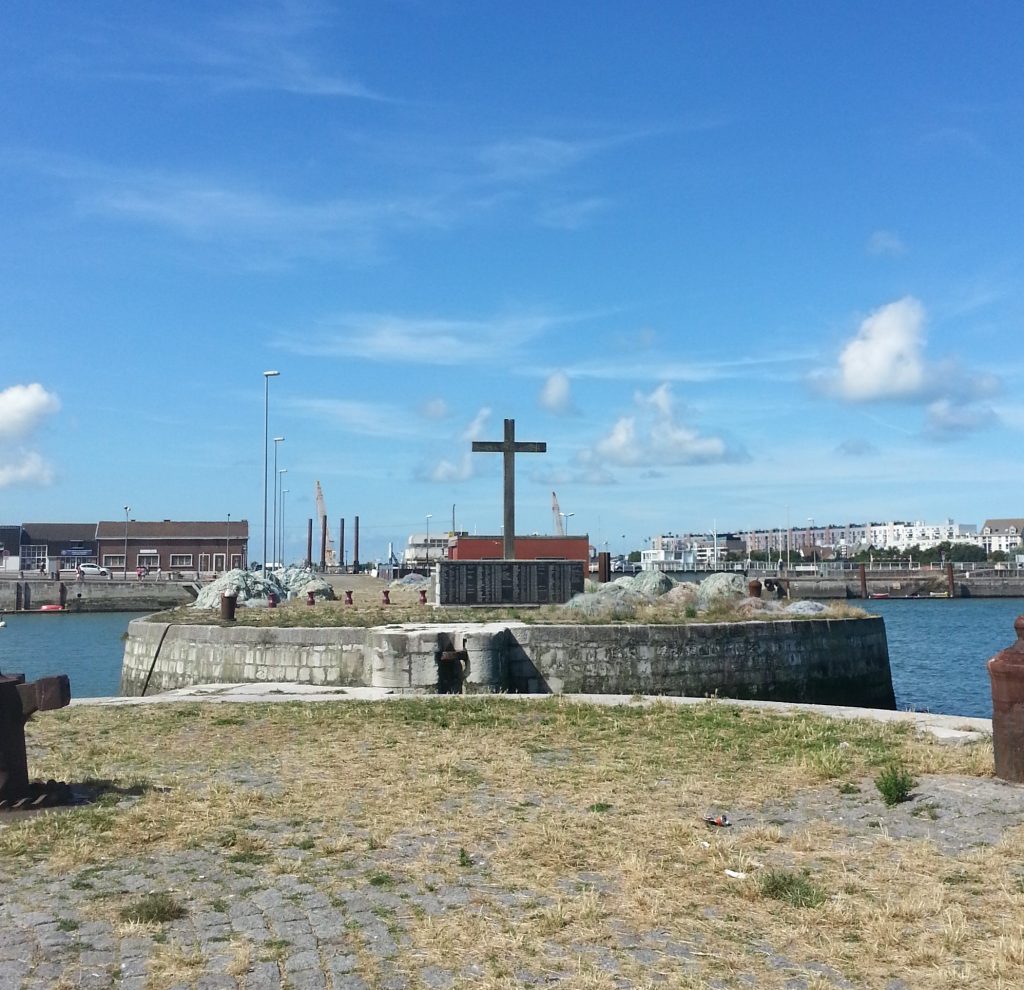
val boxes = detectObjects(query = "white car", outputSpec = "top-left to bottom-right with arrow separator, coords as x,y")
78,563 -> 109,576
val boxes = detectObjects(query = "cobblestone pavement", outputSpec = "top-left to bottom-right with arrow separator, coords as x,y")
0,691 -> 1008,988
4,782 -> 1004,990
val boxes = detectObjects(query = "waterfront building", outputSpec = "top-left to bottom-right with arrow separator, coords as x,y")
95,519 -> 249,576
980,519 -> 1024,555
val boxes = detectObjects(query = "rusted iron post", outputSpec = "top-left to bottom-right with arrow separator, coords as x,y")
597,552 -> 611,583
353,515 -> 360,574
344,590 -> 353,605
748,579 -> 762,599
946,562 -> 955,598
306,518 -> 313,569
859,563 -> 868,599
988,616 -> 1024,783
418,589 -> 428,605
0,672 -> 71,806
381,589 -> 390,605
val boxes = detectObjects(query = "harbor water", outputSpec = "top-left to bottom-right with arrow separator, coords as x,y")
1,600 -> 1023,717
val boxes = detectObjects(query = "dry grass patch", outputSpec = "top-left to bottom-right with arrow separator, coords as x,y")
5,698 -> 1017,988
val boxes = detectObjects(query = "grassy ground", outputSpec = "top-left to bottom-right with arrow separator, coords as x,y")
4,697 -> 1020,988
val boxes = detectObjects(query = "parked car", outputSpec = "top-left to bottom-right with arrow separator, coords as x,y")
78,563 -> 109,576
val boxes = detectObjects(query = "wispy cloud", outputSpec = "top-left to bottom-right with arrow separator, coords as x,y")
79,3 -> 388,101
282,398 -> 425,439
426,408 -> 492,483
280,311 -> 584,366
866,229 -> 906,257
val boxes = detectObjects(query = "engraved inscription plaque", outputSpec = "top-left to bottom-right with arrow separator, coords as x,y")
436,560 -> 584,606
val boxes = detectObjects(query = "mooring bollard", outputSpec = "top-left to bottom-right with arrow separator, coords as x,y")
306,590 -> 315,606
268,591 -> 278,609
748,579 -> 762,599
381,589 -> 391,605
1,672 -> 72,807
988,615 -> 1024,783
419,589 -> 427,605
344,590 -> 353,605
219,592 -> 237,622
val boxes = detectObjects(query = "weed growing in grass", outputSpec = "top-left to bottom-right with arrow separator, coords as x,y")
56,918 -> 78,932
838,781 -> 861,795
458,847 -> 473,867
368,871 -> 394,887
119,892 -> 187,924
757,868 -> 826,908
588,802 -> 613,813
875,763 -> 916,806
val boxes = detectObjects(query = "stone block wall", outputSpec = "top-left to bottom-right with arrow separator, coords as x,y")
120,616 -> 895,709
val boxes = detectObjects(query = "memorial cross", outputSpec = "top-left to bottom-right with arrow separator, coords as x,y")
472,418 -> 546,559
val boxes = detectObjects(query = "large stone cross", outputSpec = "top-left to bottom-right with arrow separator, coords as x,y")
472,418 -> 546,559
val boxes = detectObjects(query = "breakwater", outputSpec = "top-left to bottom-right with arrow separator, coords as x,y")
121,616 -> 896,709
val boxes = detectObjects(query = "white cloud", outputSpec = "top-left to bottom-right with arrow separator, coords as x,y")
0,451 -> 54,488
430,453 -> 474,483
833,297 -> 928,401
539,371 -> 572,414
0,383 -> 61,439
867,230 -> 906,257
591,384 -> 742,468
461,407 -> 492,441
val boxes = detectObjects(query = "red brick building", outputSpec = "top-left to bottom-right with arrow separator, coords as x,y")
95,519 -> 249,576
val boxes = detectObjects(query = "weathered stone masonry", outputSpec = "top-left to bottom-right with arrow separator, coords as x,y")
121,616 -> 896,709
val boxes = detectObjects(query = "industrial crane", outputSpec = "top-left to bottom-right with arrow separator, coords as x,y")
314,480 -> 337,566
552,491 -> 565,536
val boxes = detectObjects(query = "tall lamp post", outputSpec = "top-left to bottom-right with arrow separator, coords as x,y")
262,370 -> 280,569
277,468 -> 288,565
272,437 -> 284,566
425,514 -> 432,565
226,513 -> 231,571
561,511 -> 574,535
123,505 -> 130,580
280,489 -> 289,565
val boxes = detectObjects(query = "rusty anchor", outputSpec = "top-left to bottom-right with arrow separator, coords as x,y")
0,671 -> 72,809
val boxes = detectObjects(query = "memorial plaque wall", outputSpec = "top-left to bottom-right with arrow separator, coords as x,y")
436,560 -> 585,606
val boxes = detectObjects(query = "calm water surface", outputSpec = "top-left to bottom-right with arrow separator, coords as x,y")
0,611 -> 148,698
1,600 -> 1022,716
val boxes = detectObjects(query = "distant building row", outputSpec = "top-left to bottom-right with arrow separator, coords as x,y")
644,517 -> 1024,568
0,520 -> 249,576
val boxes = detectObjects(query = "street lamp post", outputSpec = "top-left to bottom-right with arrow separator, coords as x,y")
272,437 -> 284,567
277,468 -> 288,566
262,370 -> 280,570
561,511 -> 574,535
226,513 -> 231,571
808,517 -> 815,566
280,490 -> 289,565
425,514 -> 432,565
123,505 -> 130,580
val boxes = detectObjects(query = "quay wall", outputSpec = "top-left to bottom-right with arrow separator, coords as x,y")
0,578 -> 192,613
121,616 -> 896,710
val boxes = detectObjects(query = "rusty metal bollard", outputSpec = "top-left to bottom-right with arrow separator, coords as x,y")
1,672 -> 71,807
381,589 -> 391,605
219,592 -> 237,621
268,591 -> 278,609
306,590 -> 315,606
989,616 -> 1024,782
344,590 -> 353,605
747,579 -> 762,599
419,589 -> 427,605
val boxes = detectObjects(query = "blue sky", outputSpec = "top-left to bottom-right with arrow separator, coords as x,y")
2,1 -> 1023,562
